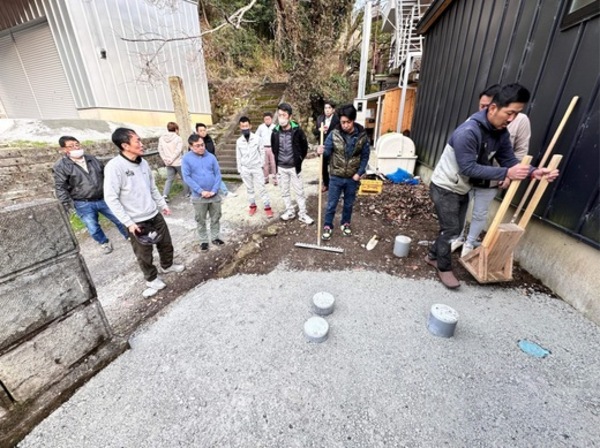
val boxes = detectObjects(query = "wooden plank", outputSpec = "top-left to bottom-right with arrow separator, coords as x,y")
482,155 -> 532,248
380,88 -> 400,136
486,224 -> 523,276
518,155 -> 563,228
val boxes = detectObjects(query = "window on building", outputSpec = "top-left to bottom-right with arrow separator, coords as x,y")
561,0 -> 600,30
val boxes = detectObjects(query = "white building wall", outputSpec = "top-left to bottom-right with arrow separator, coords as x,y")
60,0 -> 210,114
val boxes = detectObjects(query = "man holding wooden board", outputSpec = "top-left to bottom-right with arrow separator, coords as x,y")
425,84 -> 559,289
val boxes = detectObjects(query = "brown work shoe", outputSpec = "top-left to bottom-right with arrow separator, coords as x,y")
424,255 -> 438,269
437,270 -> 460,289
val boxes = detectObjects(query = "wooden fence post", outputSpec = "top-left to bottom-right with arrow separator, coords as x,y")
168,76 -> 193,142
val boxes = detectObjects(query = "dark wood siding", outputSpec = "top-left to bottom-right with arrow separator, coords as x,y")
412,0 -> 600,247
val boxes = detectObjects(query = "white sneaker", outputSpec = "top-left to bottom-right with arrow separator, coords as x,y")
142,287 -> 158,298
101,241 -> 113,254
158,263 -> 185,274
298,214 -> 314,225
450,236 -> 464,252
461,243 -> 474,258
146,277 -> 166,290
227,191 -> 237,197
280,210 -> 296,221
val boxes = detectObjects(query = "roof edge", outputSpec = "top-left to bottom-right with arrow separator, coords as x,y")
416,0 -> 455,35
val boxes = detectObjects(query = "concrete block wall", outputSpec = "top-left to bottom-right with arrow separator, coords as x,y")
0,199 -> 127,446
0,137 -> 160,207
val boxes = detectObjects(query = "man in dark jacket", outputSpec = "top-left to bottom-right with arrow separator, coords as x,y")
426,83 -> 559,289
317,104 -> 370,240
271,102 -> 314,224
313,101 -> 340,192
53,136 -> 128,254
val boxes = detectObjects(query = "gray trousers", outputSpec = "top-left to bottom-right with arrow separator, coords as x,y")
192,199 -> 222,243
163,166 -> 190,196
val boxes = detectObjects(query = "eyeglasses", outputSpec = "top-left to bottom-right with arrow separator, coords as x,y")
191,143 -> 205,148
65,143 -> 81,149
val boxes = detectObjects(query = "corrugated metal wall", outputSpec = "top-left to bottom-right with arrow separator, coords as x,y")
412,0 -> 599,248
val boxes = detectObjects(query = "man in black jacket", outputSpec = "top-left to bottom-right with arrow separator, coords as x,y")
53,135 -> 128,254
313,101 -> 340,192
271,103 -> 314,224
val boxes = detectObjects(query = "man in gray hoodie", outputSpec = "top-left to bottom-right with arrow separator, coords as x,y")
104,128 -> 185,298
425,84 -> 558,289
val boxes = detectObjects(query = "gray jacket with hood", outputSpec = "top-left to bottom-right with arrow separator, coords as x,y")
431,109 -> 521,195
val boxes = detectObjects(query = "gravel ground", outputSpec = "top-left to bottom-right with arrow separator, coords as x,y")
19,269 -> 600,448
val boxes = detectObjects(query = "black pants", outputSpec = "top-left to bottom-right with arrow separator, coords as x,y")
322,154 -> 330,188
429,183 -> 469,272
129,213 -> 174,281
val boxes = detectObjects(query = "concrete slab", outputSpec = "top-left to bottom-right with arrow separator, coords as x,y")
19,270 -> 600,447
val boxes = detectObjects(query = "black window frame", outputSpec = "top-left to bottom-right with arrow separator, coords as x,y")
561,0 -> 600,30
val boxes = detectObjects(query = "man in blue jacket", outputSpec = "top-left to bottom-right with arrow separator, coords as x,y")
426,83 -> 559,289
182,133 -> 224,251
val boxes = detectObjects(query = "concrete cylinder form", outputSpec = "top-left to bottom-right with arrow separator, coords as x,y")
393,235 -> 411,257
427,304 -> 459,338
312,292 -> 335,316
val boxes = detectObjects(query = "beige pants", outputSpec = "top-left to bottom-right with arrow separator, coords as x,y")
241,165 -> 270,207
278,166 -> 307,215
263,146 -> 277,183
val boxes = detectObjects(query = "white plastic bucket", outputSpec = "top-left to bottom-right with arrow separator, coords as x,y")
393,235 -> 411,257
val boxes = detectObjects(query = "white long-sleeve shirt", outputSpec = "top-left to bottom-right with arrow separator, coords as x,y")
236,133 -> 263,172
255,123 -> 275,150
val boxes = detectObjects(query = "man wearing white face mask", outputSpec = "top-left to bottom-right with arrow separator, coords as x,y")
53,135 -> 128,254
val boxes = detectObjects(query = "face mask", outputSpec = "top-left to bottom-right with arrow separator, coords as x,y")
69,149 -> 84,159
278,119 -> 289,128
242,129 -> 251,140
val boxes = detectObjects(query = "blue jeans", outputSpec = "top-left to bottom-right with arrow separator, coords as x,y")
73,199 -> 129,244
324,176 -> 359,228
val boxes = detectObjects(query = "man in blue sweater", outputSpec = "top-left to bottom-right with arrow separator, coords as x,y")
426,84 -> 559,289
182,133 -> 224,251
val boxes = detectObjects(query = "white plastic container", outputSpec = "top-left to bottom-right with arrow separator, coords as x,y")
375,132 -> 418,175
393,235 -> 411,257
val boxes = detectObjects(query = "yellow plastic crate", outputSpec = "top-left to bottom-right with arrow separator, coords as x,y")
358,179 -> 383,195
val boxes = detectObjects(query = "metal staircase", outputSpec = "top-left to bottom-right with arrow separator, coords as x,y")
383,0 -> 430,81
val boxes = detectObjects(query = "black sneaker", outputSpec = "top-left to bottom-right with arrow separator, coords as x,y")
201,242 -> 209,251
212,238 -> 225,246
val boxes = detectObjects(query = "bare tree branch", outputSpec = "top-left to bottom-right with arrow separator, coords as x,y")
121,0 -> 257,44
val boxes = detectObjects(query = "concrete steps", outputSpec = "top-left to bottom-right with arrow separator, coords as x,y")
216,83 -> 287,175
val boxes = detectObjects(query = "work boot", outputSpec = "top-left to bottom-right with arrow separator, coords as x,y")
437,270 -> 460,289
424,254 -> 438,269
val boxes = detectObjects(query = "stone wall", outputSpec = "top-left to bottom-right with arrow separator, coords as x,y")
0,199 -> 128,446
0,137 -> 160,207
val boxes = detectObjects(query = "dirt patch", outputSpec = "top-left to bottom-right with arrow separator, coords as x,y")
231,182 -> 555,297
99,181 -> 555,340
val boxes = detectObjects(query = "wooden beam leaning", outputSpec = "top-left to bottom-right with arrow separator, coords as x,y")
511,96 -> 578,223
518,155 -> 563,229
482,155 -> 532,248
